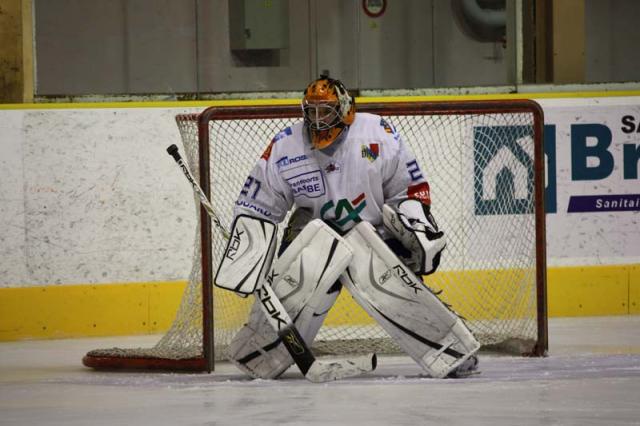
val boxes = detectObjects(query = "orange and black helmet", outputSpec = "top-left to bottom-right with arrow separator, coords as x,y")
302,76 -> 355,149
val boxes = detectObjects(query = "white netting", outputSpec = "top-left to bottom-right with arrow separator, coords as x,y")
86,102 -> 544,368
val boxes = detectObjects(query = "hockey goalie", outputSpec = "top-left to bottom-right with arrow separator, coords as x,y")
214,75 -> 480,380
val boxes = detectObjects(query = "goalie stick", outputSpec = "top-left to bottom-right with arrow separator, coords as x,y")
166,144 -> 376,382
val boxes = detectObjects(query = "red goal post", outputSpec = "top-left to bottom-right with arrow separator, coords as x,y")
83,99 -> 547,373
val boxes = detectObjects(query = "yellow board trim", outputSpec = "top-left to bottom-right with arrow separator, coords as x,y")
631,265 -> 640,315
1,264 -> 638,341
547,265 -> 633,317
1,91 -> 639,110
0,281 -> 186,341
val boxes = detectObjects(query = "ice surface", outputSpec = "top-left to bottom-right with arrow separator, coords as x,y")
1,316 -> 639,426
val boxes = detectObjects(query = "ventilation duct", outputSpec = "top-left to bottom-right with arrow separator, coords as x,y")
452,0 -> 506,42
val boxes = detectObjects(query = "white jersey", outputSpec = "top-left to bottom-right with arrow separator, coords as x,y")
233,112 -> 431,235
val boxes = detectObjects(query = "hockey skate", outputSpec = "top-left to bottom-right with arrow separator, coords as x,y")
446,355 -> 480,378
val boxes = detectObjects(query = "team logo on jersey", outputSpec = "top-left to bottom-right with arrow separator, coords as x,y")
324,161 -> 342,174
361,144 -> 379,162
287,170 -> 326,198
320,193 -> 366,230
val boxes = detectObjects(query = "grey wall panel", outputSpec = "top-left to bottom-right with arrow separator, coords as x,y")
35,1 -> 127,95
197,0 -> 312,93
35,0 -> 197,95
32,0 -> 512,95
313,0 -> 359,89
433,1 -> 509,87
358,0 -> 435,90
33,0 -> 640,96
126,0 -> 198,94
585,0 -> 640,84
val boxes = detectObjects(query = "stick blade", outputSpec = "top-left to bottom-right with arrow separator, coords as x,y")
305,353 -> 377,383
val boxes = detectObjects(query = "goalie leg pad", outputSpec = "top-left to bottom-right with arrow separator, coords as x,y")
341,221 -> 480,378
228,219 -> 352,379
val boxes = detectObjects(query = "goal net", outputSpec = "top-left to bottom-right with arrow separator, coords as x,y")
83,100 -> 547,372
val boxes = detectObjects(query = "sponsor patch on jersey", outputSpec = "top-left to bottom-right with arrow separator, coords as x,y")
276,154 -> 308,169
408,182 -> 431,205
320,193 -> 367,230
361,143 -> 379,162
287,170 -> 326,198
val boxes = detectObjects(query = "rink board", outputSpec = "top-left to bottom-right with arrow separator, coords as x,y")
1,263 -> 637,341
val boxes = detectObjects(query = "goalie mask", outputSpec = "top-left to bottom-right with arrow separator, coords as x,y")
302,76 -> 355,150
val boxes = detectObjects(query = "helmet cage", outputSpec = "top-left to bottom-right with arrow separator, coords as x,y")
302,76 -> 355,149
302,77 -> 353,130
302,100 -> 341,131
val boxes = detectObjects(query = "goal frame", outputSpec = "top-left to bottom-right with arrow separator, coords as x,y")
82,99 -> 547,373
194,99 -> 548,371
